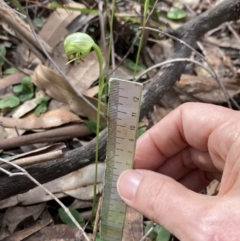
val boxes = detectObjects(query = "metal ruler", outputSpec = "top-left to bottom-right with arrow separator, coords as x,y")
100,78 -> 142,241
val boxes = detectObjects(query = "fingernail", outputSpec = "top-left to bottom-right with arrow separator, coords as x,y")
117,170 -> 142,201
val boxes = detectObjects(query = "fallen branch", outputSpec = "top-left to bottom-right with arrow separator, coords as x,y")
0,124 -> 92,150
0,0 -> 240,199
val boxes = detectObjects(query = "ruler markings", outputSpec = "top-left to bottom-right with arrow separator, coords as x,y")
100,78 -> 142,241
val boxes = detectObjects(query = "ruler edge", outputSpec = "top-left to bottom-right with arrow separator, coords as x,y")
100,78 -> 143,240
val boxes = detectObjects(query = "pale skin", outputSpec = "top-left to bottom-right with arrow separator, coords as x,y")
117,103 -> 240,241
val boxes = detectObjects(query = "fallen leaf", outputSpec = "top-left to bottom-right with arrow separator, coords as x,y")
11,98 -> 38,118
24,225 -> 84,241
1,218 -> 51,241
0,71 -> 32,91
176,74 -> 240,103
67,51 -> 106,93
31,64 -> 106,125
39,2 -> 85,49
0,108 -> 82,129
2,203 -> 45,233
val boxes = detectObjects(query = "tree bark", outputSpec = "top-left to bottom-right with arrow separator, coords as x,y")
0,0 -> 240,200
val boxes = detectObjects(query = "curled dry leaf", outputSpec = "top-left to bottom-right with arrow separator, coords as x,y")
31,64 -> 106,123
0,163 -> 105,208
0,108 -> 82,130
2,203 -> 45,233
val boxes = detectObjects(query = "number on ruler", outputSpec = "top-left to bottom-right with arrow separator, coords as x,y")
133,97 -> 139,102
130,125 -> 136,130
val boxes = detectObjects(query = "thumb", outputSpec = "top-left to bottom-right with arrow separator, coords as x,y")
117,169 -> 212,240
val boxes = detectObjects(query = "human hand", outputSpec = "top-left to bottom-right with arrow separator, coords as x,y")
117,103 -> 240,241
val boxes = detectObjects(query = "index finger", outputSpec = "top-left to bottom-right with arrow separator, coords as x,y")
134,103 -> 236,170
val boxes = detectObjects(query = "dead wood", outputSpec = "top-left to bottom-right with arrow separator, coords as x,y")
0,0 -> 240,200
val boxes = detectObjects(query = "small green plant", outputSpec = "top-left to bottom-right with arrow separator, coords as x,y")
13,76 -> 34,102
34,96 -> 50,116
133,0 -> 149,79
64,32 -> 105,216
58,207 -> 85,227
0,96 -> 20,109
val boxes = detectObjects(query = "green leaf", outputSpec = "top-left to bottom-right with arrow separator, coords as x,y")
20,92 -> 34,102
167,7 -> 186,20
155,226 -> 171,241
3,67 -> 18,75
33,17 -> 44,28
145,222 -> 157,240
22,76 -> 34,94
34,103 -> 47,116
0,96 -> 20,109
34,97 -> 49,116
124,58 -> 146,72
58,207 -> 85,227
0,44 -> 6,67
137,127 -> 146,139
13,84 -> 23,93
84,119 -> 102,134
35,96 -> 50,105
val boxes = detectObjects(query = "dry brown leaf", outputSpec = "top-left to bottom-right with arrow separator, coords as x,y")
11,98 -> 38,119
24,225 -> 83,241
67,51 -> 105,93
0,108 -> 82,130
39,2 -> 85,49
4,128 -> 25,139
1,218 -> 51,241
31,64 -> 106,124
176,74 -> 240,103
83,86 -> 99,97
0,71 -> 32,91
2,203 -> 45,233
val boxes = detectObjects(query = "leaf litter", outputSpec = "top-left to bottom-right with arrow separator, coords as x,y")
0,0 -> 240,240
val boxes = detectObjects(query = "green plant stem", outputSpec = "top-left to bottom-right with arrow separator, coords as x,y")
106,0 -> 116,77
133,0 -> 149,80
92,43 -> 104,217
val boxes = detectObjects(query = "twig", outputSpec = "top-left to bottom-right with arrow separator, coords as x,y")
139,223 -> 156,241
0,158 -> 90,241
135,58 -> 215,82
0,124 -> 92,149
0,150 -> 63,169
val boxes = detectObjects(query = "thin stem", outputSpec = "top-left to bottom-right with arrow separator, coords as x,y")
106,0 -> 116,76
133,0 -> 149,80
92,43 -> 104,217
